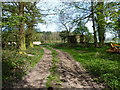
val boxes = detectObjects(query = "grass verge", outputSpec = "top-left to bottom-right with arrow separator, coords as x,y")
52,43 -> 120,89
2,45 -> 44,87
44,46 -> 61,88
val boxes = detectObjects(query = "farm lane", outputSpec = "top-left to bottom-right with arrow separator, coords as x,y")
55,49 -> 105,89
14,47 -> 52,88
14,46 -> 105,89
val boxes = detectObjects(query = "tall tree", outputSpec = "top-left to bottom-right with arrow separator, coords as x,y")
2,2 -> 44,49
25,2 -> 43,48
58,2 -> 78,43
73,21 -> 89,43
18,2 -> 26,51
117,14 -> 120,38
59,9 -> 75,36
2,2 -> 21,48
96,2 -> 106,46
59,30 -> 68,42
69,2 -> 98,46
91,1 -> 98,47
106,2 -> 120,40
25,2 -> 35,48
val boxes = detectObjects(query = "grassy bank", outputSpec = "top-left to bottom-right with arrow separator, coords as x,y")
2,45 -> 44,87
44,46 -> 61,88
52,43 -> 120,89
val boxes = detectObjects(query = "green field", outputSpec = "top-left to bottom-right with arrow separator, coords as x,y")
52,43 -> 120,89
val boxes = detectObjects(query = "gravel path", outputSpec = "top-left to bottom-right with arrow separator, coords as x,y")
14,47 -> 52,88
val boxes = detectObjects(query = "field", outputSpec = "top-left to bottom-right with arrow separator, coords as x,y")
52,43 -> 120,89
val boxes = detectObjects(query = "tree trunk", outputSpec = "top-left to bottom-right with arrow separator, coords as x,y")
80,34 -> 84,43
66,30 -> 70,43
63,37 -> 66,43
26,24 -> 34,48
18,2 -> 26,51
91,1 -> 98,47
96,2 -> 105,47
117,9 -> 120,39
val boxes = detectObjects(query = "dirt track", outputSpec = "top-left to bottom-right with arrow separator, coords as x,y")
14,47 -> 105,89
14,47 -> 52,88
55,49 -> 104,89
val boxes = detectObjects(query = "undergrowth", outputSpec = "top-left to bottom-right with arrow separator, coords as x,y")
2,45 -> 44,87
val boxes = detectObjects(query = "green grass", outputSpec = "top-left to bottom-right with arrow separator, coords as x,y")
25,46 -> 44,67
44,46 -> 61,88
52,43 -> 120,89
2,45 -> 44,87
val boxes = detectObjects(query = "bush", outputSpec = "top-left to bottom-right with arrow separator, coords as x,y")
2,46 -> 44,87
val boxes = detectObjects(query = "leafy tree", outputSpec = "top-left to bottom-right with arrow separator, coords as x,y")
107,3 -> 120,39
96,2 -> 106,46
58,3 -> 77,42
2,2 -> 44,50
73,21 -> 89,35
25,2 -> 43,48
59,30 -> 68,42
69,2 -> 119,46
2,2 -> 27,51
2,3 -> 20,48
117,15 -> 120,38
68,2 -> 99,46
73,21 -> 90,43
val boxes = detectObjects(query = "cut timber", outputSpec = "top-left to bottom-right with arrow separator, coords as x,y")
106,43 -> 120,53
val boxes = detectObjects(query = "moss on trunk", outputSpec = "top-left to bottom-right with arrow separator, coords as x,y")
18,2 -> 26,51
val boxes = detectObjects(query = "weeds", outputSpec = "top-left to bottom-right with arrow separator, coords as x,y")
45,46 -> 61,88
2,46 -> 44,87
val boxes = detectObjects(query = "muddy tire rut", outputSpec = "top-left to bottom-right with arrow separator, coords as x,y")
55,49 -> 105,89
14,47 -> 52,88
13,47 -> 105,89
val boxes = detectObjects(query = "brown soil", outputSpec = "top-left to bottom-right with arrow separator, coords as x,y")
13,47 -> 105,89
14,47 -> 52,88
55,49 -> 105,89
